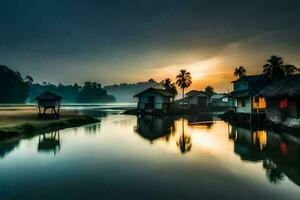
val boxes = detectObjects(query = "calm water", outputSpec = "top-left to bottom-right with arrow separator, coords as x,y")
0,108 -> 300,200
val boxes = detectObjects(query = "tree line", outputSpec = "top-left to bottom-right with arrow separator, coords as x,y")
162,69 -> 216,101
0,65 -> 116,103
233,55 -> 300,80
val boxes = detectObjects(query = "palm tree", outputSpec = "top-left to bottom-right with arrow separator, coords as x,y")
204,86 -> 215,97
162,78 -> 172,88
162,78 -> 178,101
176,69 -> 192,101
263,56 -> 285,80
233,66 -> 246,78
284,64 -> 300,75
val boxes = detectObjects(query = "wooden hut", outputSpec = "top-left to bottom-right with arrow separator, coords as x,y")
259,75 -> 300,126
185,90 -> 209,110
34,91 -> 62,118
231,74 -> 272,114
134,87 -> 173,115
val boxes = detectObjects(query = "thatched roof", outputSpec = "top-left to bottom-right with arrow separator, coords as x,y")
231,74 -> 269,83
211,93 -> 226,99
34,91 -> 63,101
259,75 -> 300,98
133,87 -> 173,97
231,74 -> 273,98
185,90 -> 207,97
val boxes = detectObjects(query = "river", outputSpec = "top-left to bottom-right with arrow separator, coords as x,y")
0,106 -> 299,200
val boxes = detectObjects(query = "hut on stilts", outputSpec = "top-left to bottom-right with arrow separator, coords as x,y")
34,91 -> 63,119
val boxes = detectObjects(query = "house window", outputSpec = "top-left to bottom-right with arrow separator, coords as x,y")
252,97 -> 266,109
280,98 -> 288,109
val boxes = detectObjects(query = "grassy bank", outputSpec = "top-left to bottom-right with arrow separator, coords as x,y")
0,115 -> 100,138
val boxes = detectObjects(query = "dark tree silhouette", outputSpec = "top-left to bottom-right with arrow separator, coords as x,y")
0,65 -> 29,103
78,81 -> 115,103
104,79 -> 162,102
176,69 -> 192,101
162,78 -> 177,101
27,81 -> 115,103
25,75 -> 34,84
204,86 -> 215,97
263,56 -> 285,80
284,64 -> 300,75
234,66 -> 246,78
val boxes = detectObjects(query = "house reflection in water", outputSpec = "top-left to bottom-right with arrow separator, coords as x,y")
229,126 -> 300,186
187,115 -> 214,130
84,123 -> 101,135
38,130 -> 61,155
134,116 -> 175,143
252,130 -> 267,150
135,115 -> 195,154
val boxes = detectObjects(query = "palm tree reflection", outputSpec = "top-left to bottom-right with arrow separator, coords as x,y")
263,159 -> 284,184
177,119 -> 192,154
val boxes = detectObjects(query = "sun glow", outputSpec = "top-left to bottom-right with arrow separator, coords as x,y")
152,56 -> 233,91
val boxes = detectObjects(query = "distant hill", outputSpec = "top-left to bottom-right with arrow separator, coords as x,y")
104,79 -> 163,102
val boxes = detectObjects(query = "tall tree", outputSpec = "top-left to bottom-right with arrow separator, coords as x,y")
263,56 -> 285,80
284,64 -> 300,75
204,86 -> 215,97
176,69 -> 192,100
162,78 -> 177,101
233,66 -> 246,78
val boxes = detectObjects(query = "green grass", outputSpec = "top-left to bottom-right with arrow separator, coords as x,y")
0,115 -> 100,137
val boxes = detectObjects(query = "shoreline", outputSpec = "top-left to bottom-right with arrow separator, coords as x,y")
0,108 -> 100,138
123,107 -> 230,116
0,115 -> 100,138
219,111 -> 300,135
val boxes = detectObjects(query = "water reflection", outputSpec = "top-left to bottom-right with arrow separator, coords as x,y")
177,119 -> 192,154
134,115 -> 176,143
1,111 -> 300,199
187,115 -> 214,130
0,138 -> 20,158
135,115 -> 218,154
84,123 -> 101,134
38,130 -> 61,155
229,125 -> 300,186
263,159 -> 284,184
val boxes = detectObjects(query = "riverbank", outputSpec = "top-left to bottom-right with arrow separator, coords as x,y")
220,110 -> 300,135
0,107 -> 99,138
123,107 -> 230,116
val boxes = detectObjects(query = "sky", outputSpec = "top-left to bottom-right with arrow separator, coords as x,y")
0,0 -> 300,91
